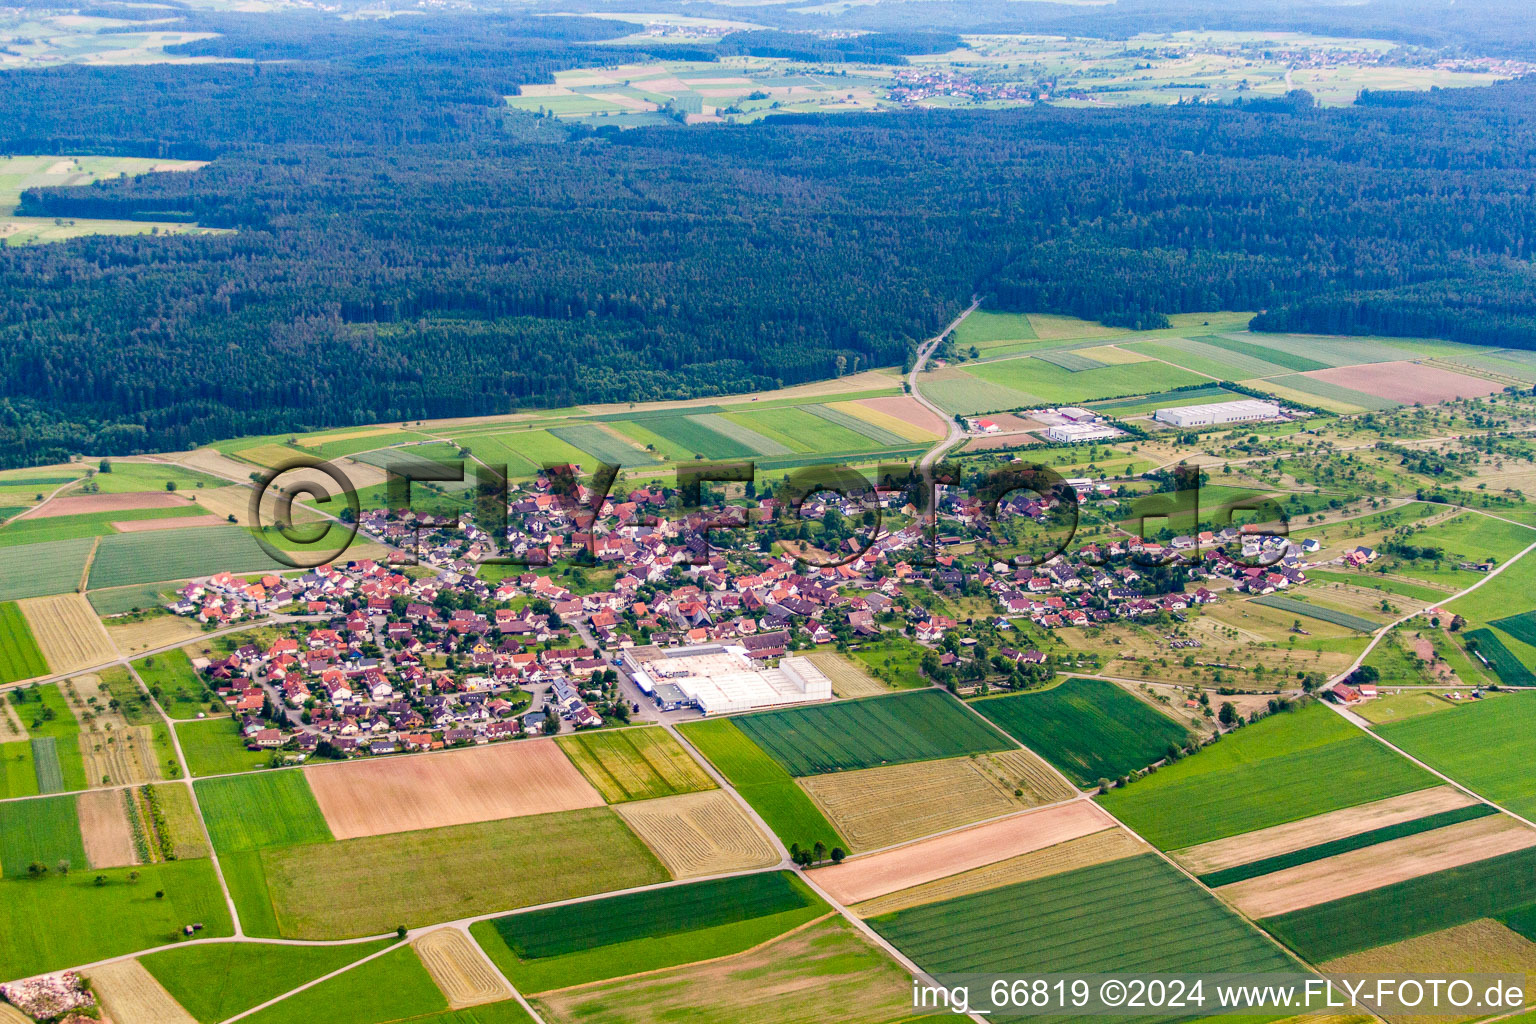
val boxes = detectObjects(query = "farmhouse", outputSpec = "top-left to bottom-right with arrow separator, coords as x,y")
623,643 -> 833,715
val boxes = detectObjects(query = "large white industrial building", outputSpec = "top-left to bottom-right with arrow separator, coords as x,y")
1046,421 -> 1121,443
1154,399 -> 1281,428
622,644 -> 833,715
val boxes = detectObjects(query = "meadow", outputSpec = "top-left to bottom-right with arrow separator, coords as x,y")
547,424 -> 658,468
473,873 -> 824,993
690,413 -> 792,455
556,727 -> 715,803
219,849 -> 281,938
175,717 -> 274,776
195,771 -> 334,852
0,601 -> 48,684
0,859 -> 232,980
242,945 -> 446,1024
1097,704 -> 1436,849
0,740 -> 37,798
619,415 -> 754,460
15,683 -> 87,792
965,355 -> 1208,406
676,718 -> 846,852
1377,692 -> 1536,819
141,939 -> 394,1024
1261,845 -> 1536,962
0,794 -> 86,877
0,536 -> 95,601
972,678 -> 1190,786
1126,337 -> 1295,379
731,689 -> 1012,776
1463,629 -> 1535,686
88,526 -> 318,589
871,853 -> 1296,976
134,649 -> 213,719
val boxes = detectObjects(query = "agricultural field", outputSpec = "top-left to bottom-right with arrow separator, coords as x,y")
78,668 -> 177,785
0,155 -> 217,245
304,740 -> 604,839
251,808 -> 667,938
195,770 -> 334,853
1462,628 -> 1535,685
415,929 -> 513,1009
77,785 -> 139,869
103,611 -> 204,657
137,783 -> 208,862
557,726 -> 715,803
1321,918 -> 1536,1014
1376,692 -> 1536,819
87,958 -> 198,1024
529,916 -> 922,1024
676,717 -> 846,852
242,944 -> 447,1024
133,649 -> 213,719
548,423 -> 660,468
1097,703 -> 1437,850
17,592 -> 117,675
0,793 -> 87,876
802,650 -> 900,698
0,505 -> 218,548
12,682 -> 88,792
140,940 -> 396,1024
1354,690 -> 1458,725
0,600 -> 48,683
731,689 -> 1012,776
87,525 -> 318,589
798,750 -> 1074,852
972,677 -> 1191,786
614,789 -> 779,877
473,871 -> 824,994
960,354 -> 1208,408
1250,594 -> 1379,632
870,853 -> 1297,977
174,717 -> 273,776
0,858 -> 232,980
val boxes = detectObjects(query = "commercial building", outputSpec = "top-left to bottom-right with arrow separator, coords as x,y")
1046,421 -> 1121,443
1154,399 -> 1281,428
622,643 -> 833,715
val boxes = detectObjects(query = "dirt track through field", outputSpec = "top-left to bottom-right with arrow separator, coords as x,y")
414,928 -> 513,1008
18,593 -> 117,673
615,789 -> 779,878
78,788 -> 138,868
21,492 -> 192,519
811,800 -> 1116,906
1218,815 -> 1536,918
1174,785 -> 1477,874
305,740 -> 604,839
88,958 -> 198,1024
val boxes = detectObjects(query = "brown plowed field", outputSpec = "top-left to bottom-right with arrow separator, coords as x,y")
1217,815 -> 1536,918
78,788 -> 138,868
305,740 -> 604,840
23,492 -> 191,519
852,828 -> 1146,917
88,959 -> 197,1024
855,395 -> 948,437
1303,361 -> 1502,404
18,593 -> 118,673
1174,785 -> 1477,874
615,790 -> 779,878
799,752 -> 1074,853
810,800 -> 1115,906
112,515 -> 228,533
414,928 -> 513,1008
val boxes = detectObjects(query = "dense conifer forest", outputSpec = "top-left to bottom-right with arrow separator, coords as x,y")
0,9 -> 1533,466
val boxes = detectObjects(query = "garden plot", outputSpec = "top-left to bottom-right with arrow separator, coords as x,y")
810,800 -> 1115,907
614,789 -> 779,878
305,739 -> 604,839
798,751 -> 1073,852
18,592 -> 117,674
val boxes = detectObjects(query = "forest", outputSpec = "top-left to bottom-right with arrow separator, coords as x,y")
0,12 -> 1534,466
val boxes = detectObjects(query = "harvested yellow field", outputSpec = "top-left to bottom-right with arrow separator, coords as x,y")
1218,815 -> 1536,918
825,399 -> 940,442
87,958 -> 197,1024
414,928 -> 514,1008
799,751 -> 1073,852
78,788 -> 138,868
132,784 -> 208,861
852,827 -> 1146,917
615,790 -> 779,878
0,1003 -> 31,1024
17,593 -> 117,673
802,650 -> 887,699
305,739 -> 604,840
73,673 -> 159,787
295,426 -> 400,449
105,613 -> 204,655
1324,920 -> 1536,1024
1076,344 -> 1151,364
1174,785 -> 1477,874
811,801 -> 1116,906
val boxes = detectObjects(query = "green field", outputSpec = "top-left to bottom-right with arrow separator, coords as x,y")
87,525 -> 368,589
1250,594 -> 1379,632
0,536 -> 95,600
690,413 -> 792,455
732,689 -> 1011,777
15,683 -> 87,792
966,355 -> 1207,405
847,638 -> 932,689
1491,610 -> 1536,648
677,718 -> 845,852
1463,628 -> 1536,686
248,808 -> 666,939
474,873 -> 824,994
1223,332 -> 1408,368
873,853 -> 1296,977
1301,570 -> 1450,603
972,678 -> 1191,787
0,859 -> 233,979
548,424 -> 658,468
0,505 -> 214,547
556,727 -> 716,803
448,428 -> 590,476
196,771 -> 334,853
80,461 -> 224,494
220,849 -> 281,937
918,374 -> 1033,416
88,582 -> 176,616
1097,703 -> 1436,850
1198,803 -> 1496,887
1086,384 -> 1243,415
141,939 -> 396,1024
242,944 -> 447,1024
0,601 -> 47,683
1126,338 -> 1293,379
632,415 -> 756,460
1195,334 -> 1330,372
0,740 -> 37,798
953,309 -> 1037,347
1262,845 -> 1536,962
134,649 -> 213,719
1376,692 -> 1536,819
175,717 -> 274,776
0,794 -> 86,877
799,404 -> 908,447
